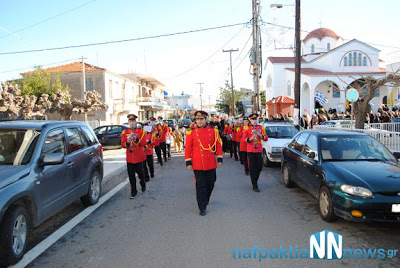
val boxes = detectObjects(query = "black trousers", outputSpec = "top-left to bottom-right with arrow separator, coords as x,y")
194,169 -> 217,211
247,152 -> 263,188
222,136 -> 228,152
231,141 -> 239,160
127,161 -> 146,195
144,154 -> 154,180
240,151 -> 249,173
166,143 -> 171,158
154,145 -> 163,165
160,142 -> 167,162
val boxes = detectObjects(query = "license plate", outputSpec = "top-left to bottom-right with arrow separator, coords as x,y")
392,204 -> 400,213
276,155 -> 281,158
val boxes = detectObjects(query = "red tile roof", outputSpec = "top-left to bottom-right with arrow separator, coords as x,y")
285,67 -> 386,76
266,96 -> 295,105
268,57 -> 307,63
303,28 -> 339,43
21,61 -> 105,75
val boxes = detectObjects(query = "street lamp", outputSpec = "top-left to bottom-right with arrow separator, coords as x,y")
271,1 -> 301,125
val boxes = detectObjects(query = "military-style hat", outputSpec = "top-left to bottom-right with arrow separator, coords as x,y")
194,110 -> 208,119
158,116 -> 163,120
127,114 -> 137,120
249,113 -> 258,119
149,117 -> 156,121
243,116 -> 249,121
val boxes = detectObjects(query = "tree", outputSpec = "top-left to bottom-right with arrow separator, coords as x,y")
217,81 -> 247,115
345,73 -> 400,129
21,66 -> 69,97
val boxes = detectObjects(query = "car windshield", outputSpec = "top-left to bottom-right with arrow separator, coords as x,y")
320,135 -> 397,162
0,129 -> 40,165
265,126 -> 299,139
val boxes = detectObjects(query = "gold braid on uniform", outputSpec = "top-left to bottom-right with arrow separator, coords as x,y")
132,129 -> 146,145
195,128 -> 221,153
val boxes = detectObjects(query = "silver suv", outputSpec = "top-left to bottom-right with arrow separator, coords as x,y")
0,120 -> 103,266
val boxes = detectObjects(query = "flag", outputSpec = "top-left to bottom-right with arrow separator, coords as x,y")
316,91 -> 328,106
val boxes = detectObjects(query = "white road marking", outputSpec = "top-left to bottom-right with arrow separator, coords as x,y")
12,179 -> 129,268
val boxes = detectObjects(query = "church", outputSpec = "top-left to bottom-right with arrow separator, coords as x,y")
264,28 -> 391,116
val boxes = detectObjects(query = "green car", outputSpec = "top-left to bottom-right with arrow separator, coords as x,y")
281,130 -> 400,222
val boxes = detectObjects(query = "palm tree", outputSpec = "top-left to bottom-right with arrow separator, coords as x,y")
217,81 -> 247,116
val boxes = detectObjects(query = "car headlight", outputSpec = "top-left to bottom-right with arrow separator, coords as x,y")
340,184 -> 373,198
272,147 -> 282,153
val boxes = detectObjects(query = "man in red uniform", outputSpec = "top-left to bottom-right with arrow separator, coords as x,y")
223,122 -> 233,157
150,117 -> 163,166
185,111 -> 223,216
143,123 -> 155,181
238,116 -> 250,175
121,114 -> 148,199
157,116 -> 169,163
242,113 -> 268,192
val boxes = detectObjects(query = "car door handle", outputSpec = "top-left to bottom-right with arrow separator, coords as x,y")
67,162 -> 74,168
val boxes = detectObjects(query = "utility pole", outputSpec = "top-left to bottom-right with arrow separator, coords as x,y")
223,49 -> 239,116
252,0 -> 261,113
294,0 -> 301,124
196,82 -> 204,110
81,56 -> 87,122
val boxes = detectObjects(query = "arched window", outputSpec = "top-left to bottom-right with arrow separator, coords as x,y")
344,57 -> 348,66
353,52 -> 357,66
311,44 -> 315,53
363,57 -> 367,66
358,53 -> 362,66
287,81 -> 291,96
348,53 -> 352,66
327,43 -> 331,51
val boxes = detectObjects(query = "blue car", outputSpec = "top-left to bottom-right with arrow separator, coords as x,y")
281,130 -> 400,222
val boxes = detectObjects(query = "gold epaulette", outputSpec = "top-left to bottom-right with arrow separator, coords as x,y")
186,129 -> 192,135
122,130 -> 126,134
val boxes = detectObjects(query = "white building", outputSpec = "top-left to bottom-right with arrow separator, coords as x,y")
264,28 -> 389,115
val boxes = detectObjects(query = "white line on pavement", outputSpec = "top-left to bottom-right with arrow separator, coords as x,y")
12,179 -> 129,268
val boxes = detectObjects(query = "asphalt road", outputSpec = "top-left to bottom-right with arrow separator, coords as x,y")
22,150 -> 400,268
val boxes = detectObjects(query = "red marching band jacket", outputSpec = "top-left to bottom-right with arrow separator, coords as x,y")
223,124 -> 233,138
154,123 -> 168,143
238,125 -> 249,152
185,125 -> 223,170
241,124 -> 268,153
144,132 -> 155,156
121,127 -> 147,163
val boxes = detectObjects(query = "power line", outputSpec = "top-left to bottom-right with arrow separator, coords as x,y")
0,0 -> 97,39
0,22 -> 249,56
0,58 -> 82,74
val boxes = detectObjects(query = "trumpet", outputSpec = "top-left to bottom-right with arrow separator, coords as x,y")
252,129 -> 261,149
128,130 -> 137,152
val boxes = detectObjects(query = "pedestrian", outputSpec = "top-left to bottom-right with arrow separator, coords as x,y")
223,121 -> 233,156
157,116 -> 168,162
143,123 -> 155,180
242,113 -> 268,192
173,127 -> 183,153
121,114 -> 147,199
150,117 -> 163,166
165,126 -> 172,158
185,111 -> 223,216
238,116 -> 250,175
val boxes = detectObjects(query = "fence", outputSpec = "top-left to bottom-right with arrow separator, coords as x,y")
314,122 -> 400,153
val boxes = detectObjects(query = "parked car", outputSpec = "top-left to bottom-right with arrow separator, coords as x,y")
94,125 -> 129,147
0,120 -> 103,265
281,129 -> 400,222
261,122 -> 299,166
164,119 -> 177,130
178,118 -> 192,129
320,120 -> 353,128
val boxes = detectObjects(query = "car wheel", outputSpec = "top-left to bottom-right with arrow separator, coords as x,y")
263,150 -> 272,167
81,171 -> 102,206
282,164 -> 294,188
0,205 -> 29,266
319,186 -> 338,222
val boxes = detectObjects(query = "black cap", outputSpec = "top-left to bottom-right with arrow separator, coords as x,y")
127,114 -> 137,120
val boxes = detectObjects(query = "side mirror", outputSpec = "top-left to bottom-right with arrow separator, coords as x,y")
42,153 -> 65,166
308,151 -> 316,160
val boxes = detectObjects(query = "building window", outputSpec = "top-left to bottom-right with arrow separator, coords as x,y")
348,53 -> 352,66
327,43 -> 330,51
344,57 -> 348,66
363,57 -> 367,66
358,53 -> 362,66
267,74 -> 272,88
85,78 -> 93,91
343,52 -> 369,67
332,84 -> 340,98
287,81 -> 291,96
311,44 -> 315,53
353,52 -> 357,66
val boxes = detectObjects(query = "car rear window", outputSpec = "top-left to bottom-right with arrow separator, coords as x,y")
0,129 -> 40,165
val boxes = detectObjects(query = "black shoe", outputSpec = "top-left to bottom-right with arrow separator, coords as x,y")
151,173 -> 154,178
245,171 -> 249,175
130,194 -> 136,199
145,177 -> 149,182
253,187 -> 260,192
142,185 -> 146,192
160,162 -> 163,166
199,210 -> 206,216
235,158 -> 239,161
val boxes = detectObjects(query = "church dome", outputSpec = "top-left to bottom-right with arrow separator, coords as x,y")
303,28 -> 339,43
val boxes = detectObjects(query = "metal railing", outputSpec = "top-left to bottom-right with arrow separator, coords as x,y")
314,123 -> 400,152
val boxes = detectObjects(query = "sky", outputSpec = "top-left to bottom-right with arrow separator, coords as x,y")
1,0 -> 399,108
